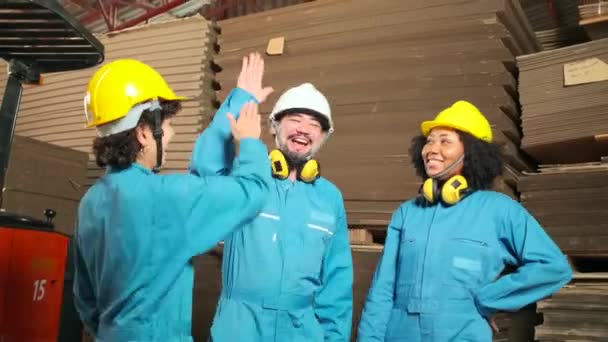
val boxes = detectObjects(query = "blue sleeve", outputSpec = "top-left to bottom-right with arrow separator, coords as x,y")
72,236 -> 99,337
189,88 -> 258,176
357,207 -> 404,341
167,138 -> 271,255
313,195 -> 353,341
474,200 -> 572,317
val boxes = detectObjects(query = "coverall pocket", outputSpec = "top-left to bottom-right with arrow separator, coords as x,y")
298,224 -> 331,277
442,238 -> 489,291
247,212 -> 281,249
396,237 -> 418,286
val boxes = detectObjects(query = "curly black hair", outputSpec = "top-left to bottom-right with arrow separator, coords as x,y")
93,101 -> 182,169
409,131 -> 503,190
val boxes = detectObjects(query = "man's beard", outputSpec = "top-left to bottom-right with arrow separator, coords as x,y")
276,137 -> 312,169
281,148 -> 309,170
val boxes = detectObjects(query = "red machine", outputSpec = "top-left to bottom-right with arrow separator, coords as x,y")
0,217 -> 69,341
0,1 -> 104,341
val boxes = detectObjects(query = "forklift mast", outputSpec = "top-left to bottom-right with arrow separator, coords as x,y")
0,1 -> 104,341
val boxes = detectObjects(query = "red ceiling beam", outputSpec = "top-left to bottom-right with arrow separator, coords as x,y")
77,0 -> 187,32
111,0 -> 186,31
118,0 -> 157,11
79,0 -> 122,25
96,0 -> 115,30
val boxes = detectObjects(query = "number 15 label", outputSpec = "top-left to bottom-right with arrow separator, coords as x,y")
33,279 -> 47,301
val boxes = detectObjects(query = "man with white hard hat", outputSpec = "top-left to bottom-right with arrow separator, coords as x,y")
190,52 -> 353,341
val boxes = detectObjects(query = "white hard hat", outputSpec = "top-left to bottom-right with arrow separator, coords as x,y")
269,83 -> 333,133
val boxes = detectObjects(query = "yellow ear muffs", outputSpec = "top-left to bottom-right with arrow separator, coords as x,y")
422,178 -> 438,203
420,175 -> 469,205
269,149 -> 289,180
269,149 -> 320,183
441,175 -> 468,205
299,159 -> 320,183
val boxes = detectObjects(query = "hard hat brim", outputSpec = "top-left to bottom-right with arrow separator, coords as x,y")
86,95 -> 187,129
421,120 -> 492,142
271,107 -> 333,132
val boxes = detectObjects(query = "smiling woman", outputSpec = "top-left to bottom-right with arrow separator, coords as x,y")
420,127 -> 466,179
357,100 -> 573,342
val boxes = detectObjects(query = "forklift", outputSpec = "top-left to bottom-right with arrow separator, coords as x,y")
0,1 -> 104,340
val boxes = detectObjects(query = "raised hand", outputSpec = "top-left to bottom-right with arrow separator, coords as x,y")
236,52 -> 274,103
227,101 -> 261,142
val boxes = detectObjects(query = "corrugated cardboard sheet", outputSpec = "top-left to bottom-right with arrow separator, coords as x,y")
214,0 -> 540,226
518,0 -> 589,51
518,163 -> 608,256
0,14 -> 219,188
536,282 -> 608,341
2,135 -> 87,235
517,38 -> 608,164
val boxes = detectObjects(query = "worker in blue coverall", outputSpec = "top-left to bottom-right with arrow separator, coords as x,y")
189,53 -> 354,341
357,100 -> 572,341
73,59 -> 271,341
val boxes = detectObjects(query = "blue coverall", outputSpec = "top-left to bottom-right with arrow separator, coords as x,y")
357,191 -> 572,341
189,88 -> 354,341
73,138 -> 271,342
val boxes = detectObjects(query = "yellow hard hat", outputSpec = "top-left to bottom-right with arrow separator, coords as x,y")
420,100 -> 492,142
84,59 -> 186,128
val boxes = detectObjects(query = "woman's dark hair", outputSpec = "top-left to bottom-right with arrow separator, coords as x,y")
409,131 -> 503,190
93,100 -> 181,169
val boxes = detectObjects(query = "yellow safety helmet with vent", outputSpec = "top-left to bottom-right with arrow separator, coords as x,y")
84,59 -> 186,130
420,100 -> 493,142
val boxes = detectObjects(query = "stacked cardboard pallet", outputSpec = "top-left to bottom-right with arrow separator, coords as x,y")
579,1 -> 608,41
214,0 -> 538,226
579,0 -> 608,21
536,280 -> 608,341
519,0 -> 560,31
0,15 -> 219,187
518,26 -> 608,340
1,136 -> 88,235
519,0 -> 588,50
518,163 -> 608,256
517,38 -> 608,164
519,162 -> 608,339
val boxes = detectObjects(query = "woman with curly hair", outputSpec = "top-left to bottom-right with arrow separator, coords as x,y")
357,101 -> 572,341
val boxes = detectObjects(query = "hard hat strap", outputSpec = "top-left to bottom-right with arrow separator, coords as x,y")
150,100 -> 164,173
429,154 -> 465,180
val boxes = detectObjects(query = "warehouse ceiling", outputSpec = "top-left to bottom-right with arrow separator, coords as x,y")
57,0 -> 211,33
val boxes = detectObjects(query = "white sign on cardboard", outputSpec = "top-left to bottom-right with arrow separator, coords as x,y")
563,57 -> 608,86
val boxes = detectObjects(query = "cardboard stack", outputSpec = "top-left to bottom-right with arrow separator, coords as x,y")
579,0 -> 608,21
517,9 -> 607,341
519,0 -> 560,31
517,38 -> 608,165
0,15 -> 220,188
1,136 -> 88,235
518,163 -> 608,255
213,0 -> 539,227
519,0 -> 589,50
579,1 -> 608,40
535,281 -> 608,341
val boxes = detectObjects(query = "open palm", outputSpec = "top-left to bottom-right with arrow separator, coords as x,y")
237,52 -> 274,103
